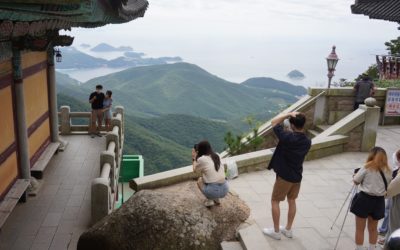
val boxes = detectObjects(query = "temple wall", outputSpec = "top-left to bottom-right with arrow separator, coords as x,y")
21,51 -> 50,167
0,51 -> 51,198
0,59 -> 18,198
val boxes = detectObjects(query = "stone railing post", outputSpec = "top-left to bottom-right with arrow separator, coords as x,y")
60,106 -> 71,135
360,98 -> 380,152
106,131 -> 120,167
100,150 -> 116,193
91,177 -> 112,225
111,115 -> 123,147
115,106 -> 124,135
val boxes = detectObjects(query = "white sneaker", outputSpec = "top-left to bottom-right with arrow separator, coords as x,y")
204,199 -> 215,207
279,226 -> 293,238
262,228 -> 281,240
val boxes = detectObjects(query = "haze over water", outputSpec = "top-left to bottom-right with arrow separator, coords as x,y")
64,0 -> 399,87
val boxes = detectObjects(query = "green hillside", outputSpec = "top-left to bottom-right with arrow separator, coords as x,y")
241,77 -> 307,96
55,63 -> 303,174
81,63 -> 297,120
57,93 -> 236,175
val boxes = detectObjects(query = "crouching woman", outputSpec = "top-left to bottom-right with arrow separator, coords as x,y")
192,140 -> 229,207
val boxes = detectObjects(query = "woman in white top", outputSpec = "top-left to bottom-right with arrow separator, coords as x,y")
351,147 -> 392,250
192,140 -> 228,207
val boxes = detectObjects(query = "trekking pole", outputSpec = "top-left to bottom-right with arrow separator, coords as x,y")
334,186 -> 358,250
330,185 -> 355,230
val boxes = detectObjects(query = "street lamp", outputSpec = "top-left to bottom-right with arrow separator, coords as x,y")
326,45 -> 339,88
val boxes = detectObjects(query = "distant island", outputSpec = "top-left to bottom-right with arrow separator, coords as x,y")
91,43 -> 133,52
57,47 -> 183,69
287,70 -> 305,80
80,43 -> 91,48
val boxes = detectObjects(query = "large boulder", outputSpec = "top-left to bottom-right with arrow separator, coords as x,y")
78,181 -> 250,250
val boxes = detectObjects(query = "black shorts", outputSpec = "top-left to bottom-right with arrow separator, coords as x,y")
350,192 -> 385,220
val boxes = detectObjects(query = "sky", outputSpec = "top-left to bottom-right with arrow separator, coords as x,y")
66,0 -> 399,87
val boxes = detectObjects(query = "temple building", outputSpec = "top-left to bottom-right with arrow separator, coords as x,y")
352,0 -> 400,80
0,0 -> 147,227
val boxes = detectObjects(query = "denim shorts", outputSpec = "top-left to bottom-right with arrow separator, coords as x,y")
202,181 -> 229,200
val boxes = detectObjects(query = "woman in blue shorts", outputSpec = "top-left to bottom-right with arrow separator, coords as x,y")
192,141 -> 228,207
103,90 -> 113,131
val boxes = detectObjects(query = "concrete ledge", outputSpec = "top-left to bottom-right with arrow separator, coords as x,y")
130,136 -> 349,191
309,87 -> 386,97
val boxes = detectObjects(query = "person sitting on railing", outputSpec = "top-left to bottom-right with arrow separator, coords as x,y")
89,84 -> 105,138
192,140 -> 228,207
103,90 -> 113,132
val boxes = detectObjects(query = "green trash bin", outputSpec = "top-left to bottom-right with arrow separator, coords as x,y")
120,155 -> 144,182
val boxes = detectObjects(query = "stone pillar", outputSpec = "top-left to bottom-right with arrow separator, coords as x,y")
60,106 -> 71,135
47,48 -> 59,143
360,98 -> 380,152
313,95 -> 327,125
12,49 -> 30,179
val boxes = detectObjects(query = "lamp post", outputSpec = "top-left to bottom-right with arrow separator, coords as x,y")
326,45 -> 339,88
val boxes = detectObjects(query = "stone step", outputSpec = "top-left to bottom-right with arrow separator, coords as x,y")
221,241 -> 243,250
315,125 -> 331,133
307,129 -> 320,138
238,224 -> 272,250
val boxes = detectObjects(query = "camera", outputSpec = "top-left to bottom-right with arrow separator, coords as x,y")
354,168 -> 360,174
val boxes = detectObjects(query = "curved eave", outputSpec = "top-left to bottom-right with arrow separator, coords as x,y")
351,0 -> 400,23
0,0 -> 149,28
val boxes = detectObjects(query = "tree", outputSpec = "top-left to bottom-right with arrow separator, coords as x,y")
224,116 -> 264,156
384,37 -> 400,55
356,64 -> 379,81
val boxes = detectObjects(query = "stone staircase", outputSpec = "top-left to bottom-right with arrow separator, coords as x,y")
221,224 -> 273,250
307,124 -> 331,139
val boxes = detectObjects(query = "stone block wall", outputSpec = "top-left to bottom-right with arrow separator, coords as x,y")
343,123 -> 364,152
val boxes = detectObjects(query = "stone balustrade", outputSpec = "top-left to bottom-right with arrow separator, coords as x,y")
57,105 -> 125,224
91,107 -> 124,224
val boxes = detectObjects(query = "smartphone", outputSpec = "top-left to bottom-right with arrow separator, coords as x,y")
354,168 -> 360,174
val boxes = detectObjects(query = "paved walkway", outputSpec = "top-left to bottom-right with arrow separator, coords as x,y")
0,135 -> 105,250
229,126 -> 400,250
0,127 -> 399,250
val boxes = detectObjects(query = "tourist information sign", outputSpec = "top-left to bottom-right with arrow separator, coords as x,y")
384,88 -> 400,117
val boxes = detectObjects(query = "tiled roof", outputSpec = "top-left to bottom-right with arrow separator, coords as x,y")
0,0 -> 149,28
351,0 -> 400,23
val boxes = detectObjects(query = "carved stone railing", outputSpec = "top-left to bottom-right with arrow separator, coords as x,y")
57,105 -> 125,224
58,106 -> 125,134
91,108 -> 124,224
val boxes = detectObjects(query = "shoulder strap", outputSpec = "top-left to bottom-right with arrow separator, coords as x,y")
379,170 -> 388,191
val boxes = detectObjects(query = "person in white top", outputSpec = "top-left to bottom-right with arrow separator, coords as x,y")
351,147 -> 392,250
379,150 -> 400,238
192,140 -> 228,207
383,150 -> 400,249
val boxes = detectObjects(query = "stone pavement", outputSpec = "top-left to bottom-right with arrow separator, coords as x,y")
0,135 -> 105,250
228,126 -> 400,250
0,127 -> 399,250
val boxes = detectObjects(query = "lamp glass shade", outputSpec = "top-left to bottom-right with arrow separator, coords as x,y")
327,58 -> 339,71
55,52 -> 62,63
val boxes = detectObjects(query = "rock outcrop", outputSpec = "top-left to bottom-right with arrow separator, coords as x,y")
78,181 -> 250,250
